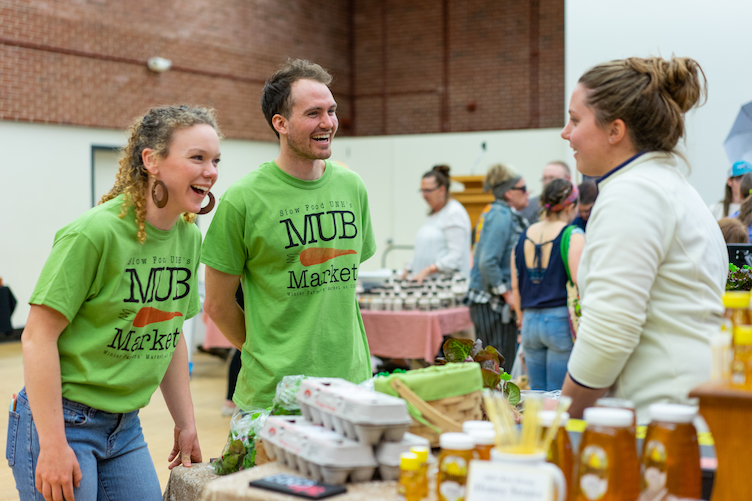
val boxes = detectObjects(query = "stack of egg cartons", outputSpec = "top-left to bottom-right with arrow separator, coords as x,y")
260,377 -> 429,484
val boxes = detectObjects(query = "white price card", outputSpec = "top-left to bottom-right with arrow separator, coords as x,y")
466,460 -> 554,501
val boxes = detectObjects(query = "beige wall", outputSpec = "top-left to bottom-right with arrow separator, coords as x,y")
1,121 -> 567,328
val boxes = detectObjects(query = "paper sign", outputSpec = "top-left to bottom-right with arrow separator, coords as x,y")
466,460 -> 554,501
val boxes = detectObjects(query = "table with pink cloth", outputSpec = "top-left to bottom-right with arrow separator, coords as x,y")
361,307 -> 473,362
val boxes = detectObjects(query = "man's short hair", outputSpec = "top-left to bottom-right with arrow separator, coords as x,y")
547,160 -> 571,179
261,58 -> 333,138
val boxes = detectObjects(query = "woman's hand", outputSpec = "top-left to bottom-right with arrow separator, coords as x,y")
35,441 -> 82,501
167,425 -> 202,469
414,264 -> 437,284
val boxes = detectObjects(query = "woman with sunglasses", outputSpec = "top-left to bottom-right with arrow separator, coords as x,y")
465,163 -> 529,372
402,165 -> 471,283
560,56 -> 727,423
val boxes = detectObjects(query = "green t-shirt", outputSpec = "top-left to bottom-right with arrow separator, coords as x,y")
201,160 -> 376,409
29,194 -> 201,413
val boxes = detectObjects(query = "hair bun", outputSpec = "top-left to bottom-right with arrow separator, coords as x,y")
663,57 -> 705,113
433,164 -> 451,177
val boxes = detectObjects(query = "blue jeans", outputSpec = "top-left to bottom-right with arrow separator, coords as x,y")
521,306 -> 573,391
7,388 -> 162,501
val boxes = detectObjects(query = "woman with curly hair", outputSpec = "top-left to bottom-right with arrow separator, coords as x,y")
9,105 -> 222,501
560,56 -> 727,425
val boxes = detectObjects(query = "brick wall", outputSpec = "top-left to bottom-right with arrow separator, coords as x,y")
0,0 -> 563,139
351,0 -> 565,136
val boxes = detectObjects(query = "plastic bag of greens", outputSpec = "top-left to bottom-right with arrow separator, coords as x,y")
270,374 -> 307,416
211,407 -> 270,475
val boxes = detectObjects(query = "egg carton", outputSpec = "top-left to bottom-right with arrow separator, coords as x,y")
260,415 -> 378,484
297,378 -> 412,444
374,432 -> 431,480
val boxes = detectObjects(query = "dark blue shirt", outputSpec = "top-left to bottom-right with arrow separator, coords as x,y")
515,226 -> 569,309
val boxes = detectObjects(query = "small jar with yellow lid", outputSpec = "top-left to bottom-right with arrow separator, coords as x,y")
732,325 -> 752,390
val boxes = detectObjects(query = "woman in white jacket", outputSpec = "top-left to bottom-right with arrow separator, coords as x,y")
560,56 -> 727,423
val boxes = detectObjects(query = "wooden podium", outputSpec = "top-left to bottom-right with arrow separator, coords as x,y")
690,381 -> 752,500
451,175 -> 494,230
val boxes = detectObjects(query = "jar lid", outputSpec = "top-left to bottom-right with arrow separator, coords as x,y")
583,407 -> 633,428
724,291 -> 751,309
409,446 -> 429,462
595,397 -> 635,410
400,452 -> 420,471
439,432 -> 475,450
735,326 -> 752,345
468,429 -> 496,446
538,410 -> 570,427
648,403 -> 697,423
462,420 -> 495,433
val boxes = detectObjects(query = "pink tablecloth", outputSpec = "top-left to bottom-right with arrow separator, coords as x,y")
361,307 -> 473,362
202,312 -> 234,349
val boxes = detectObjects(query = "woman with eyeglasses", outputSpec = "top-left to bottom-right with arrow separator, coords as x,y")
465,163 -> 529,371
560,56 -> 727,424
402,165 -> 471,283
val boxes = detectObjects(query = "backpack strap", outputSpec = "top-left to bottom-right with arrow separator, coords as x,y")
560,225 -> 574,284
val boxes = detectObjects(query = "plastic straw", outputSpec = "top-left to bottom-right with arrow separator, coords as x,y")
540,396 -> 573,454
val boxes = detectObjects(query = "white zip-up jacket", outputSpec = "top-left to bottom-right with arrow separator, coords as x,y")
567,151 -> 727,423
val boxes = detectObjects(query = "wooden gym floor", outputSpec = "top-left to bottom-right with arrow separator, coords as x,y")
0,341 -> 233,501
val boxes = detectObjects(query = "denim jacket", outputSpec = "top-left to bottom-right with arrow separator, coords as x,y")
466,199 -> 526,310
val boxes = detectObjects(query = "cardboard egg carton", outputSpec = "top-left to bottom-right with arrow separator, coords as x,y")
260,415 -> 378,485
297,378 -> 412,444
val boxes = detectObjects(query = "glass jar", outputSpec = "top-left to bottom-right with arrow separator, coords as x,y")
468,429 -> 495,460
724,291 -> 751,329
462,420 -> 494,434
573,408 -> 640,501
640,403 -> 701,499
437,433 -> 476,501
409,446 -> 430,500
398,452 -> 424,501
732,325 -> 752,389
540,410 -> 573,500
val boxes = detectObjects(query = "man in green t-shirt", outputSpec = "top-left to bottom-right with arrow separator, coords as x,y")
202,59 -> 376,410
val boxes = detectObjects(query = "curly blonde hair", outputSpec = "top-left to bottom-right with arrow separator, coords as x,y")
100,105 -> 221,244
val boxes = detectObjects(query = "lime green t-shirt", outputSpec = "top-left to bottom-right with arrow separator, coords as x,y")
201,161 -> 376,409
29,194 -> 201,413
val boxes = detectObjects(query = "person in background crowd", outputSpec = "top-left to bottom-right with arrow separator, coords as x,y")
718,217 -> 749,244
730,172 -> 752,241
402,164 -> 472,283
11,105 -> 220,500
512,179 -> 584,391
572,180 -> 598,231
519,161 -> 571,225
465,163 -> 529,373
708,160 -> 752,220
560,56 -> 727,423
202,59 -> 376,411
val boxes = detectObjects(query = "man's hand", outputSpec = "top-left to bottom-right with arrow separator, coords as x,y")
167,425 -> 202,469
35,443 -> 82,501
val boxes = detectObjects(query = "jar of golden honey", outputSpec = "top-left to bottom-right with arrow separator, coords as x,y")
540,410 -> 573,500
641,403 -> 701,499
437,433 -> 476,501
573,408 -> 640,501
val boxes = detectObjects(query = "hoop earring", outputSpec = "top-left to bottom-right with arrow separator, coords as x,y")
152,179 -> 169,208
198,191 -> 215,215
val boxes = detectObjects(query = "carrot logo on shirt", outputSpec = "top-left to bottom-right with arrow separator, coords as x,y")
132,306 -> 183,327
298,247 -> 357,266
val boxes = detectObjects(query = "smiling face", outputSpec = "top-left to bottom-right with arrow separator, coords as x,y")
147,123 -> 220,216
561,84 -> 614,178
280,78 -> 338,161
